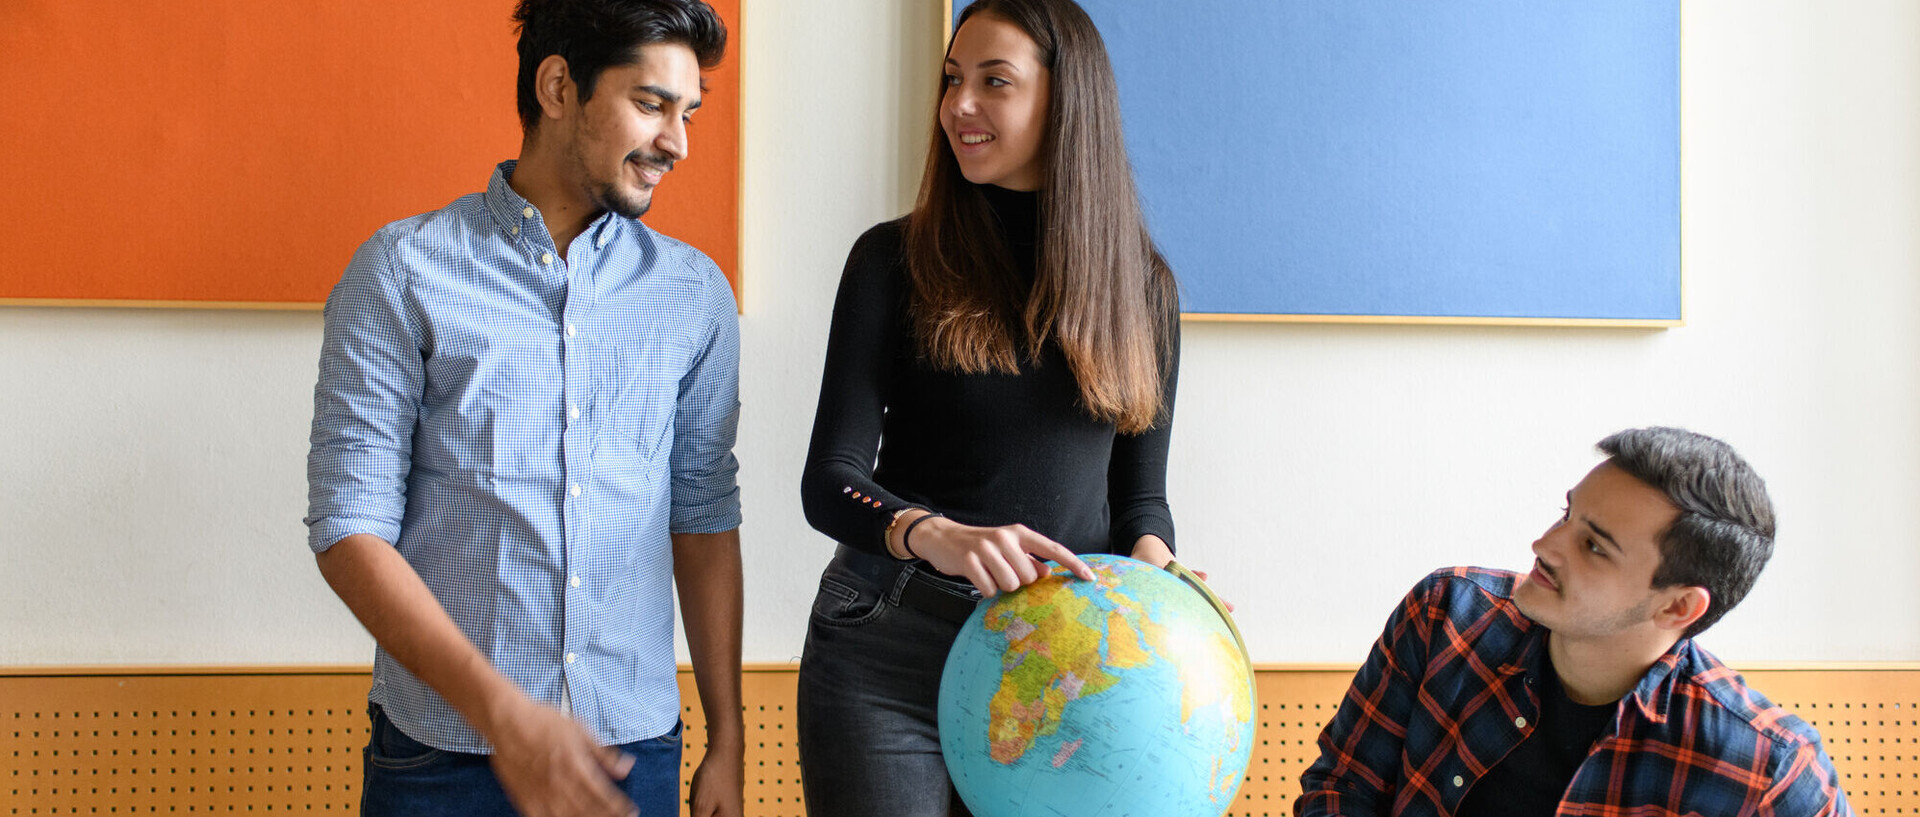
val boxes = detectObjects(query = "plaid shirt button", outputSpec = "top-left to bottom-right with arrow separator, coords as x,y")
1515,716 -> 1528,728
1453,775 -> 1465,787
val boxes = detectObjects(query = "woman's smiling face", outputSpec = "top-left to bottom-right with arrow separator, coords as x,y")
940,13 -> 1052,191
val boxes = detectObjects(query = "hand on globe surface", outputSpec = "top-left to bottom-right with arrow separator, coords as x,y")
1175,565 -> 1235,612
908,516 -> 1096,596
1131,536 -> 1235,611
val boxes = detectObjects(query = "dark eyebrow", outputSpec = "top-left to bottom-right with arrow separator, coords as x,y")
1583,516 -> 1623,554
636,84 -> 701,111
1567,489 -> 1623,554
943,57 -> 1020,72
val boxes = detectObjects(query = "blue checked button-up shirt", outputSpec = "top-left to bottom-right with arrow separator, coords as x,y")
305,161 -> 741,753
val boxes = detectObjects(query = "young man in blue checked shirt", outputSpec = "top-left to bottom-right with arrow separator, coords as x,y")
304,2 -> 742,816
1298,427 -> 1850,816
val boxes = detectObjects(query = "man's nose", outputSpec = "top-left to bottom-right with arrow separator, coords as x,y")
657,118 -> 689,162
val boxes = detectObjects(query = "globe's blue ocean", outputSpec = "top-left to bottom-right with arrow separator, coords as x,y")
939,554 -> 1255,817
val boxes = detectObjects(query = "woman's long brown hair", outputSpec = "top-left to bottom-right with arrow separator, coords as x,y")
905,0 -> 1177,434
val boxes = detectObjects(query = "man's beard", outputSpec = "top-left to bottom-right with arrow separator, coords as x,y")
592,149 -> 676,219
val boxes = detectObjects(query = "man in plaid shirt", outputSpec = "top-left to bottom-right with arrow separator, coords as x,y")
1298,427 -> 1850,816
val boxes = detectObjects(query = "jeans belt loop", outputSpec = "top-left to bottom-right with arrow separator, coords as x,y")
887,563 -> 915,607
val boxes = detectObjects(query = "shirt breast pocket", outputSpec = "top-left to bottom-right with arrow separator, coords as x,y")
594,341 -> 689,466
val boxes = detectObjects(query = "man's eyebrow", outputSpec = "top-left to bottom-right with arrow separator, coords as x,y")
637,83 -> 706,111
1584,516 -> 1623,553
635,84 -> 700,110
1567,489 -> 1623,554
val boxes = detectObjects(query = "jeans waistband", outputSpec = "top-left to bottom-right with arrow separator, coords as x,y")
831,544 -> 983,625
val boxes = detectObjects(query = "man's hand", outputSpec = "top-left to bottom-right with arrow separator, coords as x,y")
686,740 -> 744,817
485,699 -> 637,817
673,529 -> 745,817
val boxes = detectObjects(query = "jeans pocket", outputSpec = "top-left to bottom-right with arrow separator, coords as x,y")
365,704 -> 450,770
809,569 -> 886,627
650,719 -> 685,746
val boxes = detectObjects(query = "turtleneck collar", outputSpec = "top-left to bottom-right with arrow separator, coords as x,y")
979,183 -> 1040,252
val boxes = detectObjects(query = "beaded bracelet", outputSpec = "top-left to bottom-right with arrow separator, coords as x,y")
900,511 -> 946,560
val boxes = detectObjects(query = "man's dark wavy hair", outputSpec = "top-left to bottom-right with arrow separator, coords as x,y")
512,0 -> 726,134
1599,427 -> 1776,639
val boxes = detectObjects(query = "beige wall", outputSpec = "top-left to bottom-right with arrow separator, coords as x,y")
2,0 -> 1915,666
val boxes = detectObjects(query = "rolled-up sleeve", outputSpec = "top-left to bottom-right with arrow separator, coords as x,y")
668,262 -> 742,534
304,232 -> 423,553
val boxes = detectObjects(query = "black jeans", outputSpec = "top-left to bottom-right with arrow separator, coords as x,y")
797,545 -> 982,817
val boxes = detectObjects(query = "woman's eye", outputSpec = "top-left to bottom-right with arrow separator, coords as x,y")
1558,505 -> 1570,522
986,76 -> 1009,87
1586,539 -> 1605,557
943,74 -> 960,86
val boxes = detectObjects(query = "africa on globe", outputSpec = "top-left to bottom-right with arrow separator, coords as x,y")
939,554 -> 1255,817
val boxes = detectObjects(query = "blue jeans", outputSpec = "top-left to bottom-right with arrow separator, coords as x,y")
797,546 -> 980,817
360,703 -> 682,817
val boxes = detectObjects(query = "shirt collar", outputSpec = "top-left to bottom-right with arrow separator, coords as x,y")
484,160 -> 538,239
1622,638 -> 1695,723
484,160 -> 627,253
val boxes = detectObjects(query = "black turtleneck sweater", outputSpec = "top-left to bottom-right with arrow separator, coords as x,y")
799,185 -> 1179,570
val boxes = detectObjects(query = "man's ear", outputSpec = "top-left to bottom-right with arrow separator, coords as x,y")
534,54 -> 574,123
1653,586 -> 1711,635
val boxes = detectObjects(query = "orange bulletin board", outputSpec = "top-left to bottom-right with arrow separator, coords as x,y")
0,0 -> 741,309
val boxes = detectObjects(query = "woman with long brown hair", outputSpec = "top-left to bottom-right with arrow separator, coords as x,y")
795,0 -> 1180,813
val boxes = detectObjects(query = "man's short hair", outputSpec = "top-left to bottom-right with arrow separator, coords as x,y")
1598,427 -> 1776,639
512,0 -> 727,134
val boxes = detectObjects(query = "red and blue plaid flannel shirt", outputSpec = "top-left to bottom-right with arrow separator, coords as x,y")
1297,567 -> 1851,816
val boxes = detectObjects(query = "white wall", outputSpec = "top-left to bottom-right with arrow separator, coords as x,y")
2,0 -> 1915,668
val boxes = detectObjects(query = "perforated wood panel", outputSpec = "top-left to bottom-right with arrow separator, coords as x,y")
677,669 -> 805,817
1226,668 -> 1357,816
2,669 -> 368,815
1743,668 -> 1919,814
5,665 -> 1916,817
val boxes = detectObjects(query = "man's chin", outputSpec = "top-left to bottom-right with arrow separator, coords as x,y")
594,186 -> 654,220
1511,581 -> 1551,622
610,196 -> 652,220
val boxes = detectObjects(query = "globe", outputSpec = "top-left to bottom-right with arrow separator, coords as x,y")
939,554 -> 1256,817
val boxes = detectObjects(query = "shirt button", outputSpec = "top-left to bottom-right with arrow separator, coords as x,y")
568,405 -> 580,421
510,226 -> 520,236
569,484 -> 582,498
1514,716 -> 1528,729
1452,775 -> 1465,788
596,235 -> 608,249
570,576 -> 582,588
565,324 -> 577,337
564,652 -> 577,664
522,206 -> 535,219
540,252 -> 553,265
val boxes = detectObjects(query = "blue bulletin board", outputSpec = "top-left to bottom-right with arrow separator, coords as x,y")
949,1 -> 1682,325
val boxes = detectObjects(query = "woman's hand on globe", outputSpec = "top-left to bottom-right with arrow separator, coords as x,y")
1131,535 -> 1235,612
906,516 -> 1096,597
